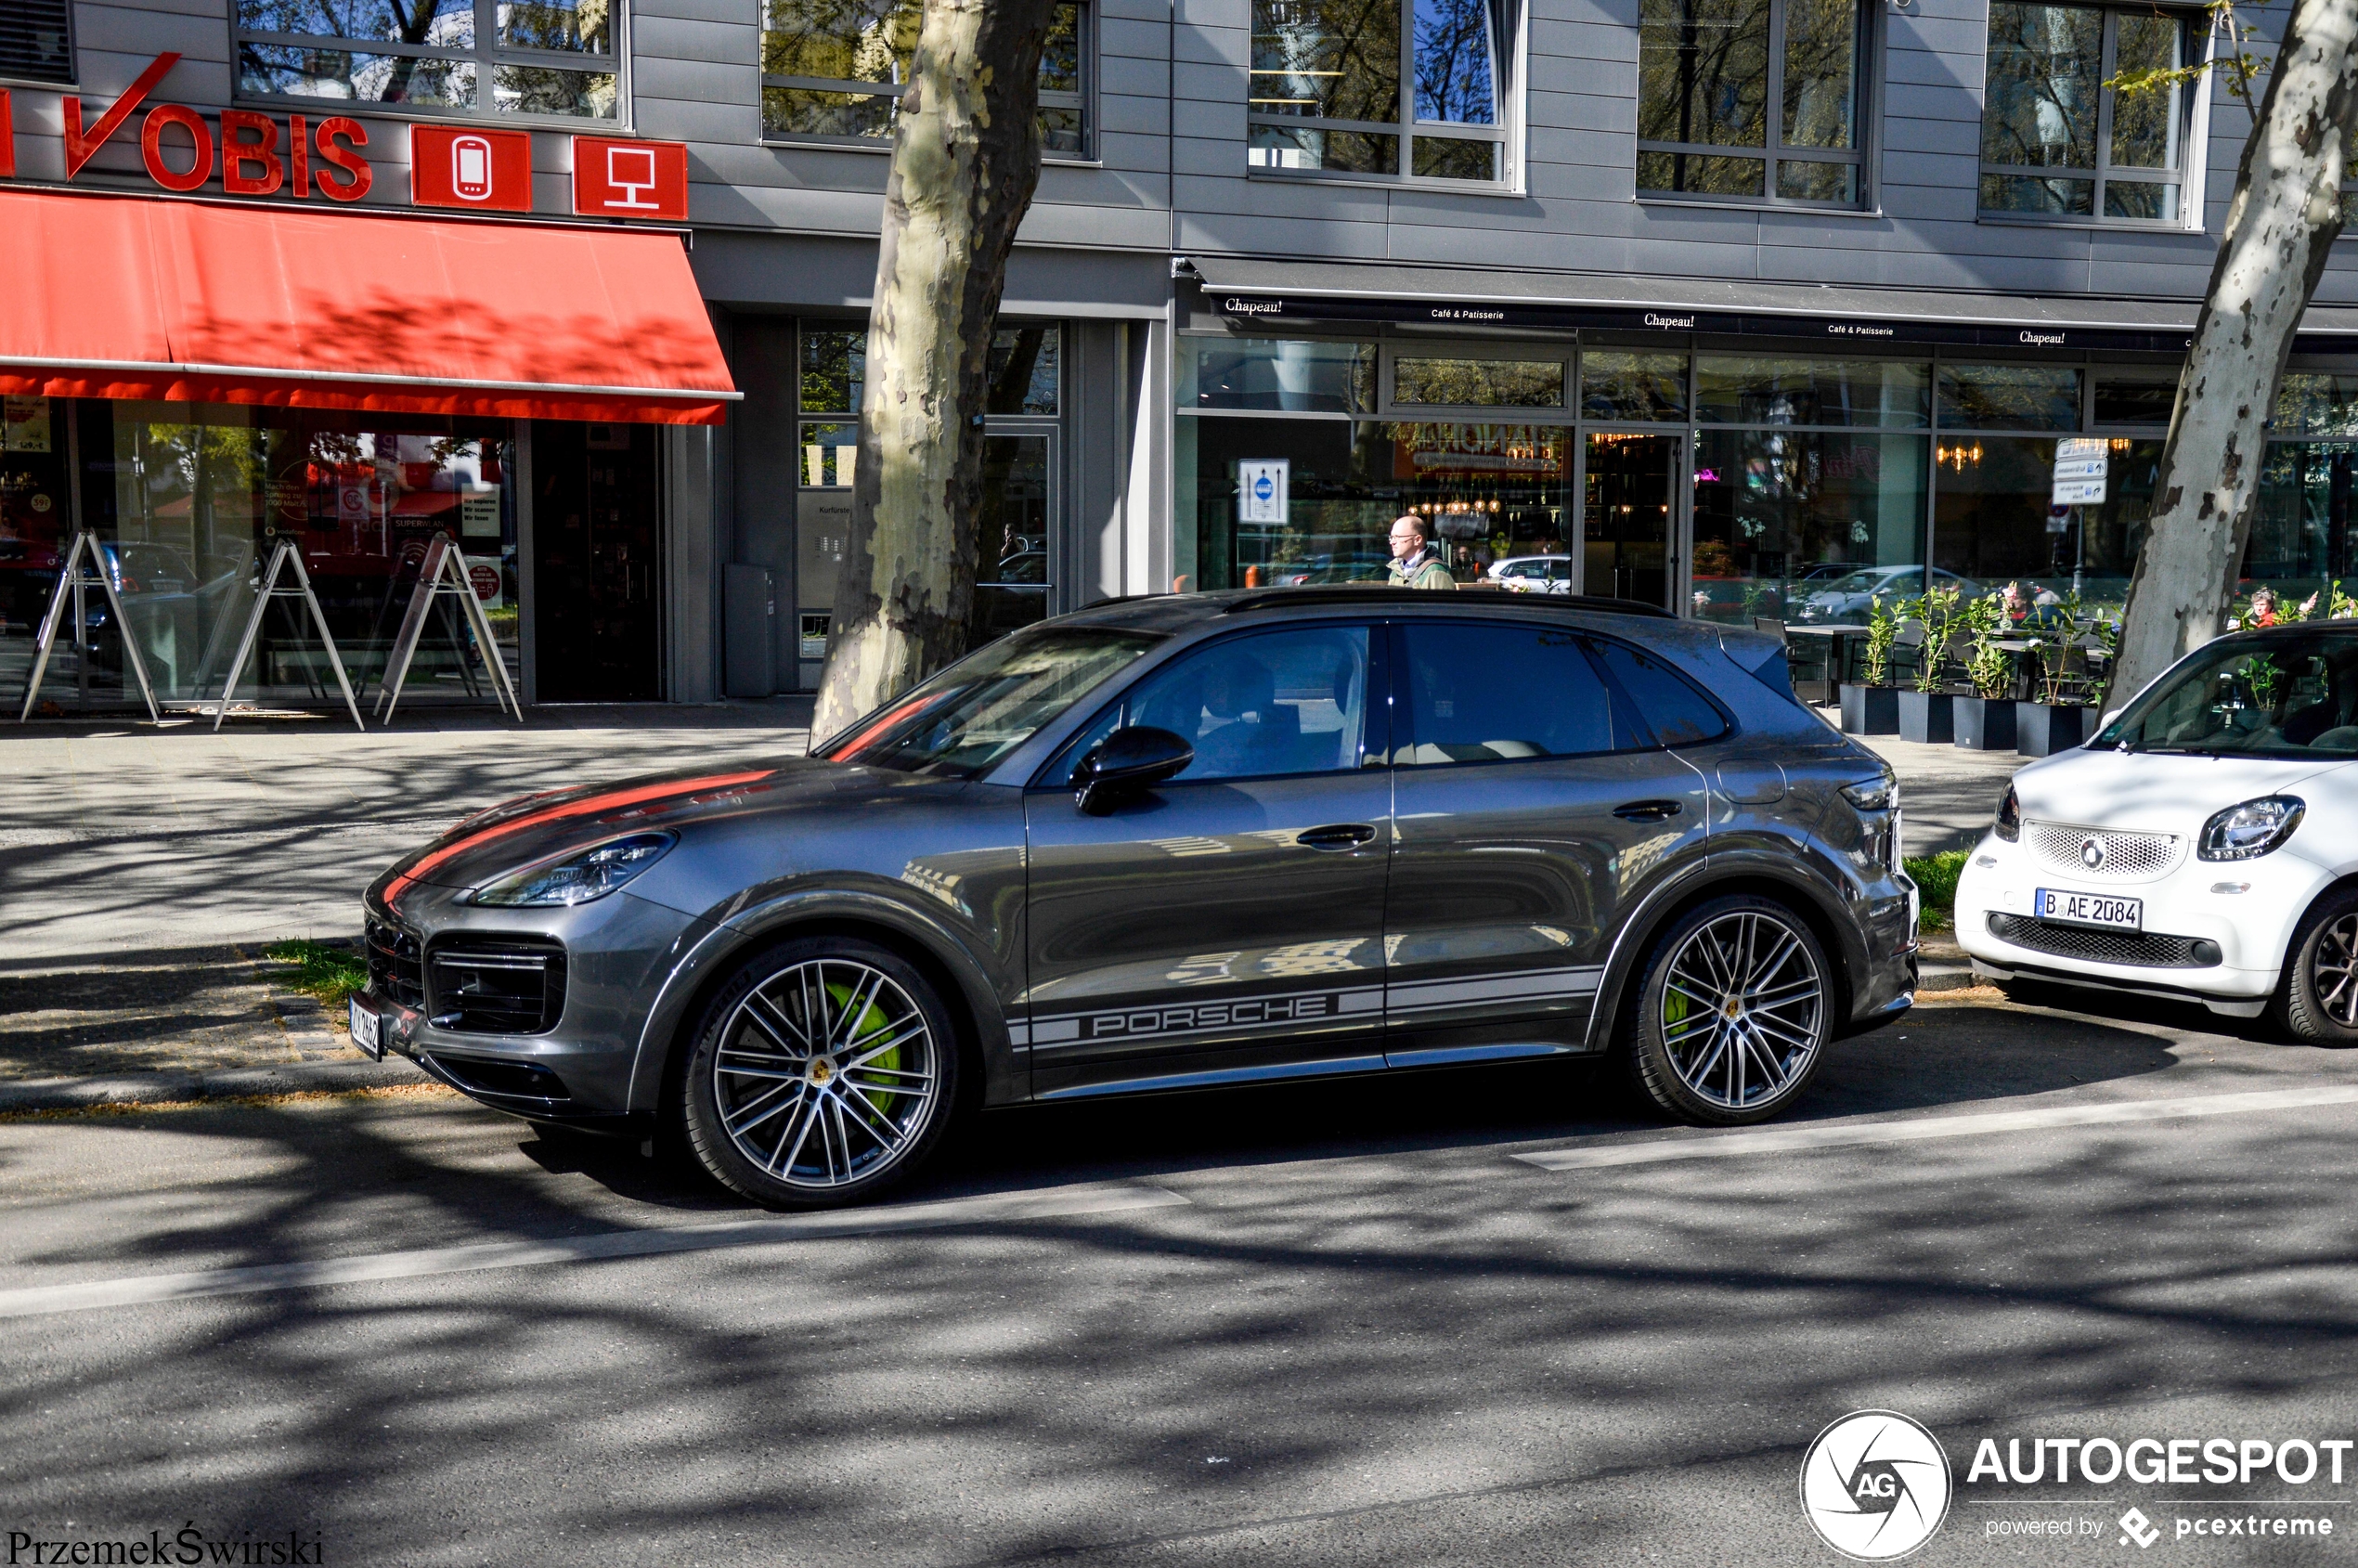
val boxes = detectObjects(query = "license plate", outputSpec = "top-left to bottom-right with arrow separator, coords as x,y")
2035,888 -> 2143,933
349,996 -> 383,1059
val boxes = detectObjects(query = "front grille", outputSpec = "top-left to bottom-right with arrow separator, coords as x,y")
1986,913 -> 2221,968
2025,820 -> 2181,880
366,916 -> 425,1007
426,936 -> 566,1034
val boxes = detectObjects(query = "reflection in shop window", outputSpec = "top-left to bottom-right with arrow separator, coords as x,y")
1180,338 -> 1376,413
1696,357 -> 1929,427
1392,357 -> 1564,408
235,0 -> 616,118
2092,369 -> 2177,428
1691,428 -> 1927,625
1173,416 -> 1572,593
1637,0 -> 1867,205
1937,364 -> 2082,431
1928,434 -> 2157,616
1248,0 -> 1512,183
10,406 -> 520,710
987,327 -> 1061,415
2253,441 -> 2358,606
1578,352 -> 1688,421
800,422 -> 857,487
2275,373 -> 2358,438
760,0 -> 1090,153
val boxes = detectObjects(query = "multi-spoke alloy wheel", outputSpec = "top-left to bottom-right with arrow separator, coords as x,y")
1625,896 -> 1832,1125
682,939 -> 961,1208
2281,889 -> 2358,1045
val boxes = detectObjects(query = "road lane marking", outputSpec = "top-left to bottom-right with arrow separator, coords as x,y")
1515,1085 -> 2358,1172
0,1183 -> 1190,1319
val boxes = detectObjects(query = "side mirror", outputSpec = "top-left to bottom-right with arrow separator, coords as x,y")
1074,725 -> 1194,816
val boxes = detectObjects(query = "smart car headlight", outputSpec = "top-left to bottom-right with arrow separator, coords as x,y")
2196,797 -> 2304,862
1992,785 -> 2020,843
468,831 -> 678,906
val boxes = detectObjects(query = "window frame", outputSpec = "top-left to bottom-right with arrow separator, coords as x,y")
230,0 -> 628,126
1634,0 -> 1877,213
1975,2 -> 2202,227
0,0 -> 76,88
759,0 -> 1095,160
1245,0 -> 1521,191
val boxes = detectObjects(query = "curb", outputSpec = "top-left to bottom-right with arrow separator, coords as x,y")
0,1056 -> 431,1114
1917,963 -> 1983,993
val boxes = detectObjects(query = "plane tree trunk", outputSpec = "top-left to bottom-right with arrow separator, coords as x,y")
811,0 -> 1055,742
2110,0 -> 2358,705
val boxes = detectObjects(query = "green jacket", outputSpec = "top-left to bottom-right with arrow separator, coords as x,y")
1389,552 -> 1457,590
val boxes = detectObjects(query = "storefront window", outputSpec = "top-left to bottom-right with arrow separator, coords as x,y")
60,405 -> 521,708
1937,363 -> 2081,430
988,327 -> 1061,415
1181,338 -> 1377,413
1695,356 -> 1929,426
1579,352 -> 1688,421
2250,442 -> 2358,603
1928,434 -> 2150,612
2093,368 -> 2177,428
0,397 -> 73,692
1177,417 -> 1571,592
2276,373 -> 2358,437
1393,357 -> 1565,408
1692,429 -> 1927,624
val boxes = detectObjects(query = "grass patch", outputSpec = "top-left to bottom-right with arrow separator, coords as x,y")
266,939 -> 369,1016
1906,849 -> 1970,931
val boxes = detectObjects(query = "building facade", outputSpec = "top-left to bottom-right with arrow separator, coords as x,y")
6,0 -> 2358,711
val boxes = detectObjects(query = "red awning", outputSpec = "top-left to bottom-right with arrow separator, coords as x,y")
0,188 -> 737,424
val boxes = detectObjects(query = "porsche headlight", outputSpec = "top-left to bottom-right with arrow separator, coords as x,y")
2196,797 -> 2305,862
469,832 -> 678,906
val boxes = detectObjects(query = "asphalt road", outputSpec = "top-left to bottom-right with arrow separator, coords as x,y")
4,990 -> 2357,1567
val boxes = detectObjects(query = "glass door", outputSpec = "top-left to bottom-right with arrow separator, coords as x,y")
1582,431 -> 1682,611
970,430 -> 1056,653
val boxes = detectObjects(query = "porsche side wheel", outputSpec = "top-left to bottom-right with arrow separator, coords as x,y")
2279,888 -> 2358,1046
681,938 -> 963,1209
1623,895 -> 1833,1126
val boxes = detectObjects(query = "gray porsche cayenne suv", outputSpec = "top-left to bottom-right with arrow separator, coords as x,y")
355,588 -> 1917,1209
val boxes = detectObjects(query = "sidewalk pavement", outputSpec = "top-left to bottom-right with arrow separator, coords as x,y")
1,696 -> 2016,1111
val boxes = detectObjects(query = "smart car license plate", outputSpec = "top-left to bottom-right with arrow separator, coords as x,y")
349,996 -> 383,1060
2035,888 -> 2143,933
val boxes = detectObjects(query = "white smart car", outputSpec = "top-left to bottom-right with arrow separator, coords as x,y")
1958,624 -> 2358,1039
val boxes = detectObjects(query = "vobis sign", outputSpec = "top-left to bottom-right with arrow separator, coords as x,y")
0,53 -> 692,223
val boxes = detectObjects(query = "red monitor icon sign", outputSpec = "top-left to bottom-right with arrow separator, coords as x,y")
604,145 -> 661,209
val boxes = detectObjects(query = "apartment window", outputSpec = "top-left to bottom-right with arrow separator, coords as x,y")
761,0 -> 1088,155
1248,0 -> 1513,184
2,0 -> 74,84
235,0 -> 618,118
1979,3 -> 2192,221
1637,0 -> 1867,205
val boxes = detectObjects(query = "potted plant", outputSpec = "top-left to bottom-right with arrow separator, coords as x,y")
1839,594 -> 1903,735
1898,583 -> 1961,745
1952,587 -> 2018,750
2013,587 -> 2085,757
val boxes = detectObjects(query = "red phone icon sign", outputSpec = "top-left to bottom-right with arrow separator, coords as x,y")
451,135 -> 493,201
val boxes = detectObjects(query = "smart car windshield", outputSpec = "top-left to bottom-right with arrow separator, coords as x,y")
815,627 -> 1164,779
2095,631 -> 2358,757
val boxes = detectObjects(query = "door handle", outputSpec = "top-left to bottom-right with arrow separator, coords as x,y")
1613,799 -> 1683,823
1297,823 -> 1378,849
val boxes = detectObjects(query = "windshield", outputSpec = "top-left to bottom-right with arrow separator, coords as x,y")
2096,631 -> 2358,757
815,627 -> 1163,778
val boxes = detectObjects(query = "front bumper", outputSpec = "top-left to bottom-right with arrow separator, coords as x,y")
353,884 -> 708,1126
1953,828 -> 2328,1012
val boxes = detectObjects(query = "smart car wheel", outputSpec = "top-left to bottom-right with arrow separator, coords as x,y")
681,938 -> 962,1209
1624,895 -> 1832,1126
2279,888 -> 2358,1046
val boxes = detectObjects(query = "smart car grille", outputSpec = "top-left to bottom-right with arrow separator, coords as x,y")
365,916 -> 425,1008
425,936 -> 566,1035
1986,914 -> 2220,968
2024,821 -> 2181,880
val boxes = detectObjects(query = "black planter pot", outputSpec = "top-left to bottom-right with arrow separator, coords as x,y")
1839,683 -> 1901,735
1953,695 -> 2017,751
2015,701 -> 2087,758
1898,691 -> 1955,745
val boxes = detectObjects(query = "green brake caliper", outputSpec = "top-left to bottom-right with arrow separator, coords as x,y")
829,982 -> 900,1119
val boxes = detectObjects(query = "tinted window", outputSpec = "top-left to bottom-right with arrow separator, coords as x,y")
1065,626 -> 1374,783
2097,631 -> 2358,756
1588,640 -> 1730,745
822,628 -> 1160,778
1398,623 -> 1642,764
